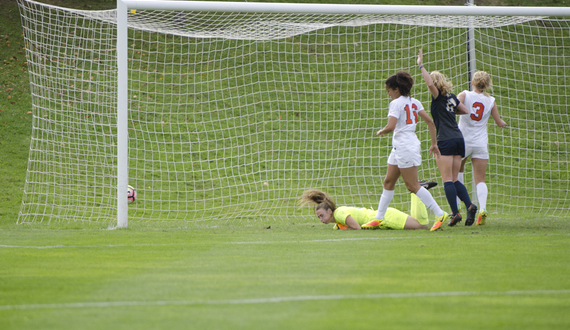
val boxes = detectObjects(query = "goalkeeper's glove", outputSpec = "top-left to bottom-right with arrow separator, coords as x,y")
332,223 -> 348,230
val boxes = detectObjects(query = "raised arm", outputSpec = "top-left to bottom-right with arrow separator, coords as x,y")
417,49 -> 439,99
490,102 -> 507,128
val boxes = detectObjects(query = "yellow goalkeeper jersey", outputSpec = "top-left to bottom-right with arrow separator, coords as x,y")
331,194 -> 428,230
333,206 -> 411,230
333,206 -> 376,226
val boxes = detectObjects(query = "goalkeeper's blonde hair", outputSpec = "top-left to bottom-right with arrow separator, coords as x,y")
430,71 -> 453,96
298,189 -> 337,213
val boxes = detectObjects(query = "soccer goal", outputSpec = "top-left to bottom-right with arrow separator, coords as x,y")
17,0 -> 570,228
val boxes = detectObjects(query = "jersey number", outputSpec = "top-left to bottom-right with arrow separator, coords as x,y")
404,104 -> 418,124
470,102 -> 485,121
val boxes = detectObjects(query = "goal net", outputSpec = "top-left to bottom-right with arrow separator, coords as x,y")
17,0 -> 570,227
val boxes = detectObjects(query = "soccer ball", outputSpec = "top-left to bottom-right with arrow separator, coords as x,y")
127,185 -> 136,204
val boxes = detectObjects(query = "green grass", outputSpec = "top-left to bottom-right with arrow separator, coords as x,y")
0,0 -> 32,224
2,0 -> 570,329
2,218 -> 570,329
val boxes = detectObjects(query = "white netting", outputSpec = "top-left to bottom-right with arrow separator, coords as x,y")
17,0 -> 570,226
85,8 -> 544,40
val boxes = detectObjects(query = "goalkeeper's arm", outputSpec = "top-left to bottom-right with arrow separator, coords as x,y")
345,216 -> 361,230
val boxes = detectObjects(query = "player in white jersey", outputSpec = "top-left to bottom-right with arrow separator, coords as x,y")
386,93 -> 424,165
372,71 -> 449,230
457,71 -> 507,225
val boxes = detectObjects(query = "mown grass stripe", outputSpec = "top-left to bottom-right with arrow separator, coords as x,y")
1,232 -> 569,249
2,289 -> 569,311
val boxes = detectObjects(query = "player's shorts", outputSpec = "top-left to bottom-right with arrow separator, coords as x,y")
464,145 -> 489,160
387,146 -> 421,169
382,207 -> 409,230
438,138 -> 465,157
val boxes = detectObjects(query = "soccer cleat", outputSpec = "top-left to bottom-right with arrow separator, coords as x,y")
419,180 -> 438,191
361,219 -> 384,230
430,212 -> 449,231
476,208 -> 487,226
333,223 -> 348,230
465,204 -> 478,226
448,212 -> 462,227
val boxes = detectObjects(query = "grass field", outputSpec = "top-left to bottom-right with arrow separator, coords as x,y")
2,219 -> 570,329
1,0 -> 570,329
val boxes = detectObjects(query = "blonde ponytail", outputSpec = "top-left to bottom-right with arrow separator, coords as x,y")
298,189 -> 337,212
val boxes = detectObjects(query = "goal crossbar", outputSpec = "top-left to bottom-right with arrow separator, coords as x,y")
120,1 -> 570,16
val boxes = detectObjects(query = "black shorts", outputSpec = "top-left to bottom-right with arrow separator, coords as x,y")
438,138 -> 465,157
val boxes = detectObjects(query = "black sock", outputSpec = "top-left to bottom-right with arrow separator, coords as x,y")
454,180 -> 472,209
444,181 -> 459,215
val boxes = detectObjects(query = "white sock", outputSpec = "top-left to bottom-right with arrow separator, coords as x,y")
375,189 -> 394,219
415,186 -> 444,217
476,182 -> 488,210
457,172 -> 464,206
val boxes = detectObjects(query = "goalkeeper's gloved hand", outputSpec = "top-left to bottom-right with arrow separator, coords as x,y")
332,223 -> 348,230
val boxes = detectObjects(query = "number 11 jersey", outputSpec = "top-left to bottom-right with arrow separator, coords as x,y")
388,95 -> 425,150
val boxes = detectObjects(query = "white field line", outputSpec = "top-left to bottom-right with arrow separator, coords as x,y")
1,232 -> 569,250
1,289 -> 569,311
0,237 -> 418,249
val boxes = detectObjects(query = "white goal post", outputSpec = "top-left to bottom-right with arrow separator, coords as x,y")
17,0 -> 570,228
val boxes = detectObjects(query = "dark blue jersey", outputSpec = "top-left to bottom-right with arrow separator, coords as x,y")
430,91 -> 464,142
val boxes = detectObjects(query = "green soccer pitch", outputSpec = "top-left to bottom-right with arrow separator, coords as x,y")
2,220 -> 570,329
1,0 -> 570,329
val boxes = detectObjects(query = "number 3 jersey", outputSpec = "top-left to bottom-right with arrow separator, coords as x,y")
388,95 -> 424,150
458,90 -> 496,147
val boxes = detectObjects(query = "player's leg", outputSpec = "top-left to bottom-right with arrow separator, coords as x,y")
472,157 -> 489,225
399,167 -> 448,231
410,193 -> 429,225
451,141 -> 477,226
412,179 -> 437,225
384,207 -> 428,230
400,165 -> 421,193
457,156 -> 469,211
472,157 -> 488,207
452,154 -> 473,210
437,154 -> 462,225
403,215 -> 429,229
370,146 -> 409,229
371,164 -> 399,227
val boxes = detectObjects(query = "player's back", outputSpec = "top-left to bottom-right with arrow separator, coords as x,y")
459,91 -> 496,146
389,96 -> 423,148
333,206 -> 376,225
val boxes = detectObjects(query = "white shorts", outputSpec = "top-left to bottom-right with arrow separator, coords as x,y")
387,146 -> 421,169
464,145 -> 489,160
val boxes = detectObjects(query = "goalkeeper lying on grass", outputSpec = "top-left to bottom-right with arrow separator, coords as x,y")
298,181 -> 437,230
